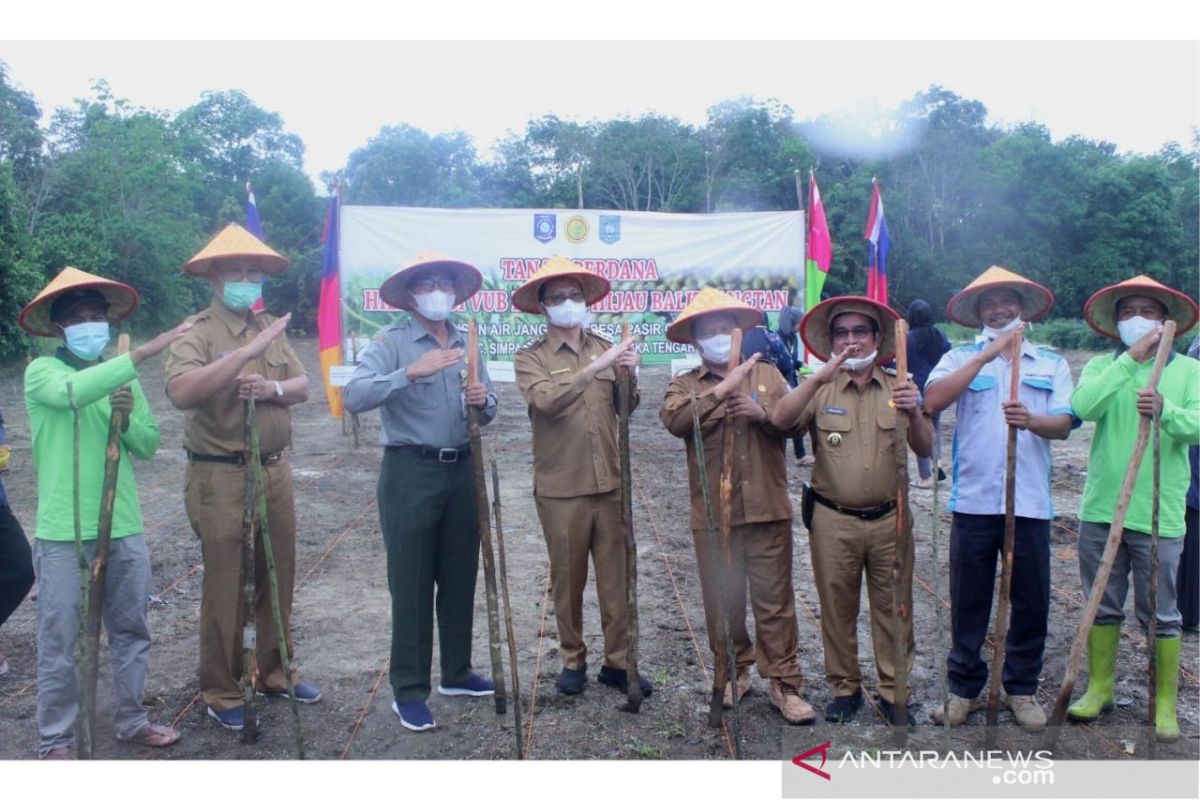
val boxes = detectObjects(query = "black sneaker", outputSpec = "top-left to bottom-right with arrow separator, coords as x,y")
556,665 -> 587,695
876,695 -> 918,728
824,689 -> 863,723
597,665 -> 654,697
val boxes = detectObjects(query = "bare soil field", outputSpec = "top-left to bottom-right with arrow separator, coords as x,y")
0,339 -> 1196,761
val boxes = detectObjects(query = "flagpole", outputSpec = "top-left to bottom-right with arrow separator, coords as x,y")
794,169 -> 808,365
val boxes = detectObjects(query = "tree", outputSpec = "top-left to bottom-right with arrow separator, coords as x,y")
341,124 -> 483,207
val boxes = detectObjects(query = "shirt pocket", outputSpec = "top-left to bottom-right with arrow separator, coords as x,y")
408,375 -> 439,410
961,373 -> 997,415
1019,375 -> 1054,415
815,412 -> 852,456
265,343 -> 292,380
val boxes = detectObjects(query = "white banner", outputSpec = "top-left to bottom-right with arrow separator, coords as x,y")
339,206 -> 805,364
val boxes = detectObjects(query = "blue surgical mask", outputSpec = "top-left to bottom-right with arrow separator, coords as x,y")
63,321 -> 110,362
222,281 -> 262,312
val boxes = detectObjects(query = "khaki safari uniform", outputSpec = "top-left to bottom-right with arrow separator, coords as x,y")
165,300 -> 306,711
796,366 -> 915,704
660,361 -> 804,688
515,327 -> 639,671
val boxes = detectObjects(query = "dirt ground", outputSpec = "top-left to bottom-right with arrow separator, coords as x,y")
0,338 -> 1196,761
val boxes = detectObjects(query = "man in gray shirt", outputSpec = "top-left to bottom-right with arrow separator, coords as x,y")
343,252 -> 497,733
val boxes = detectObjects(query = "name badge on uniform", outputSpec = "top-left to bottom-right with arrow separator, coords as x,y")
822,406 -> 846,415
550,367 -> 572,376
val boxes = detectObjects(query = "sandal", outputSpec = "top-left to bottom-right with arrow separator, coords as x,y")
118,722 -> 181,747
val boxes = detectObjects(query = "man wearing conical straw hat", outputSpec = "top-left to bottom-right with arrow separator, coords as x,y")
344,251 -> 497,732
512,255 -> 652,698
659,287 -> 816,724
164,223 -> 320,732
20,267 -> 190,758
921,266 -> 1077,732
770,294 -> 931,725
1067,275 -> 1199,743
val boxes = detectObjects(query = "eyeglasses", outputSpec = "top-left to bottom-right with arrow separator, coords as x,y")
410,278 -> 457,294
216,267 -> 264,282
542,290 -> 586,307
831,326 -> 875,339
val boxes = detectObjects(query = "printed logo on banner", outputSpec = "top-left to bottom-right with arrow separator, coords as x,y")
791,741 -> 833,781
564,215 -> 589,244
534,214 -> 556,243
599,215 -> 621,244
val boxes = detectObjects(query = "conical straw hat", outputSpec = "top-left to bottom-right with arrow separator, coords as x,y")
800,295 -> 900,364
183,222 -> 289,277
511,255 -> 611,314
665,287 -> 763,344
1083,274 -> 1198,339
18,266 -> 138,338
378,250 -> 484,312
946,265 -> 1054,327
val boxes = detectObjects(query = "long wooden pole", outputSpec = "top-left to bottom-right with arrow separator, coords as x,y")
491,461 -> 524,759
717,328 -> 743,756
248,397 -> 306,759
931,420 -> 950,745
986,331 -> 1023,743
1146,408 -> 1162,758
78,334 -> 130,758
67,382 -> 94,758
1044,321 -> 1177,747
617,322 -> 643,713
690,391 -> 740,759
240,397 -> 259,743
467,320 -> 507,715
891,320 -> 911,743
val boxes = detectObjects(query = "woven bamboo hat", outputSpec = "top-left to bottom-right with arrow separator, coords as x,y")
946,265 -> 1054,327
665,287 -> 763,344
19,266 -> 138,338
183,223 -> 290,277
512,255 -> 611,314
1083,275 -> 1199,339
800,295 -> 899,364
379,250 -> 483,312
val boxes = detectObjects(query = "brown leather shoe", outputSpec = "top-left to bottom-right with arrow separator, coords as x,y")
722,670 -> 752,708
769,679 -> 815,724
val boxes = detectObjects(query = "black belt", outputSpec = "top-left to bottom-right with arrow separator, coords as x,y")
809,486 -> 896,521
186,449 -> 285,466
387,444 -> 470,463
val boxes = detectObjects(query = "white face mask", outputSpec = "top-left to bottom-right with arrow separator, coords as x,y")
1117,315 -> 1163,348
840,349 -> 878,372
981,316 -> 1023,339
697,334 -> 733,365
414,290 -> 455,322
546,299 -> 588,328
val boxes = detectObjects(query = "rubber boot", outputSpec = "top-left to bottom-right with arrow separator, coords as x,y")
1067,624 -> 1119,722
1154,636 -> 1181,743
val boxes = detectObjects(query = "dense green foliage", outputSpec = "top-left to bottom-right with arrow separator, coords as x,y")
1,63 -> 1196,360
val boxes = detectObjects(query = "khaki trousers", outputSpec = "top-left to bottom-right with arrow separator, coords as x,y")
185,460 -> 298,711
535,491 -> 629,670
691,519 -> 802,687
809,503 -> 915,703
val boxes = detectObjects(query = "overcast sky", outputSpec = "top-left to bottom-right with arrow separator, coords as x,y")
2,9 -> 1197,191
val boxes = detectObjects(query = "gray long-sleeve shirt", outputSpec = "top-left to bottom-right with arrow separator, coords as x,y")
343,316 -> 497,448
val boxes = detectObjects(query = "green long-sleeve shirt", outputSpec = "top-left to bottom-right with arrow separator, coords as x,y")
1072,350 -> 1200,537
24,350 -> 159,542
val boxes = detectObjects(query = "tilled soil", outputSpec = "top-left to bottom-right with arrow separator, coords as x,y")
0,341 -> 1196,761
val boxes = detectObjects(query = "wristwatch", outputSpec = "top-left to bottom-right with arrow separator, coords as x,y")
273,380 -> 284,398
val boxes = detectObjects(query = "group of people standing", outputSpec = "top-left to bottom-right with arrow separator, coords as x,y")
0,236 -> 1195,756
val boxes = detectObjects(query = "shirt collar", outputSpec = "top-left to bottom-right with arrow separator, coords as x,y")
407,316 -> 465,347
210,297 -> 254,338
546,324 -> 584,354
835,365 -> 885,391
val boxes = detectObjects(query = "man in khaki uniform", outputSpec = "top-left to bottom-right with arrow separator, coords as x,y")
771,296 -> 931,725
513,256 -> 651,697
165,224 -> 319,732
659,287 -> 815,724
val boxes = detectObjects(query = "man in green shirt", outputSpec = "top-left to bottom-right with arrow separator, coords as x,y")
19,267 -> 190,759
1068,275 -> 1199,744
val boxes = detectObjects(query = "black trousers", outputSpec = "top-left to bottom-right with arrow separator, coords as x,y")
947,513 -> 1050,697
0,503 -> 34,627
1178,505 -> 1199,629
